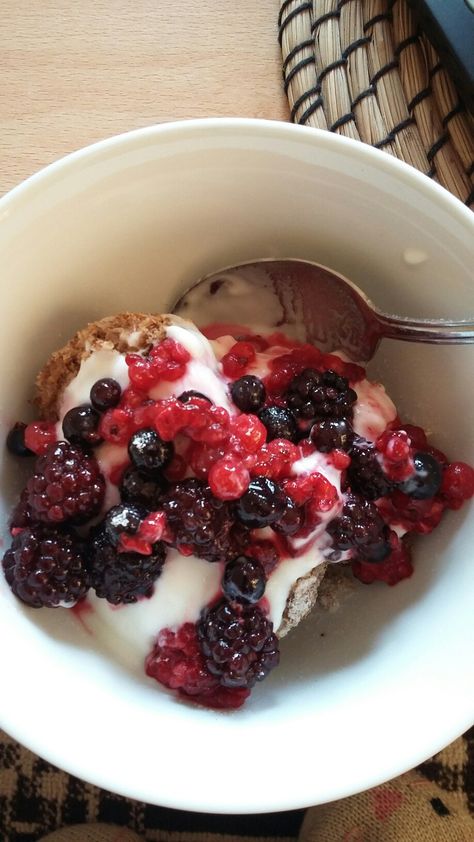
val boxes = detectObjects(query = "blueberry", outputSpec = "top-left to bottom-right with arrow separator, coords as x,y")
6,423 -> 33,457
397,452 -> 442,500
177,390 -> 212,404
231,375 -> 266,413
272,497 -> 303,536
62,405 -> 102,446
90,378 -> 122,412
104,504 -> 146,546
258,406 -> 298,443
235,476 -> 287,528
128,428 -> 174,476
222,555 -> 266,604
311,418 -> 353,452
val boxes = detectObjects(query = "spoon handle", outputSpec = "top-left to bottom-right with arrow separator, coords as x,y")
376,313 -> 474,345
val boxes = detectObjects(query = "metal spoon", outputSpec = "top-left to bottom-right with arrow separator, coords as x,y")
173,258 -> 474,361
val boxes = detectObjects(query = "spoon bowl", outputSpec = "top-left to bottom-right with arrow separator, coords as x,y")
174,258 -> 474,361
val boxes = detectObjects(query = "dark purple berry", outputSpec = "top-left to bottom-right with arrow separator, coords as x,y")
235,476 -> 288,528
311,418 -> 353,453
104,503 -> 145,546
231,375 -> 266,413
26,441 -> 105,524
326,493 -> 388,560
258,406 -> 298,443
128,428 -> 174,476
286,368 -> 357,421
6,422 -> 33,457
62,405 -> 102,446
2,525 -> 89,608
90,378 -> 122,412
88,525 -> 165,604
223,555 -> 266,604
272,496 -> 303,536
161,478 -> 249,563
347,437 -> 392,500
120,466 -> 167,508
177,390 -> 212,404
397,452 -> 442,500
198,599 -> 279,689
10,489 -> 33,529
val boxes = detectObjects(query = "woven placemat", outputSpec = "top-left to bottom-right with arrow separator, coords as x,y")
278,0 -> 474,207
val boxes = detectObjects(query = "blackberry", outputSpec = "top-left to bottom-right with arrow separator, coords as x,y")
286,368 -> 357,421
326,494 -> 390,561
128,428 -> 174,476
258,406 -> 298,442
104,503 -> 146,546
347,437 -> 392,500
231,375 -> 266,413
177,390 -> 212,404
6,422 -> 33,457
397,452 -> 442,500
120,466 -> 167,508
62,405 -> 102,447
222,555 -> 266,604
26,441 -> 105,524
90,378 -> 122,411
198,599 -> 279,689
272,497 -> 303,536
161,478 -> 249,563
235,476 -> 288,529
88,525 -> 166,604
2,525 -> 89,608
10,489 -> 33,529
311,418 -> 353,453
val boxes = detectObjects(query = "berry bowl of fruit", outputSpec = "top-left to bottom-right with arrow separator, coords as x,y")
0,119 -> 473,813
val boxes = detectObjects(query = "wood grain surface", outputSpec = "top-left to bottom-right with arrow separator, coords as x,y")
1,0 -> 288,195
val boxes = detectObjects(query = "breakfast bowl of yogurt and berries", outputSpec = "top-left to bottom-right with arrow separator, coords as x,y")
0,119 -> 473,813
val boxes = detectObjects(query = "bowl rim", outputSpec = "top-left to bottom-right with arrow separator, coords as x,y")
0,117 -> 473,814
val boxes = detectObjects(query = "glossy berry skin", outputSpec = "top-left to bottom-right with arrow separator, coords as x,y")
2,525 -> 89,608
272,496 -> 303,536
235,476 -> 288,528
397,452 -> 442,500
326,493 -> 389,561
347,437 -> 392,500
231,375 -> 266,413
104,504 -> 146,546
311,418 -> 353,453
88,525 -> 165,604
62,405 -> 102,446
177,390 -> 212,404
90,378 -> 122,411
258,406 -> 298,443
6,422 -> 33,457
128,428 -> 174,476
286,368 -> 357,421
222,555 -> 266,604
120,467 -> 167,508
198,599 -> 279,689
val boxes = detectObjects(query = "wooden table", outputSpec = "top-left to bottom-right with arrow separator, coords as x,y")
1,0 -> 288,196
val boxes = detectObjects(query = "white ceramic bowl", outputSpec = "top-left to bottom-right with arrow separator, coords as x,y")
0,119 -> 473,814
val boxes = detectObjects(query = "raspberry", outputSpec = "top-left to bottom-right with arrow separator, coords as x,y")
6,422 -> 33,457
378,490 -> 445,535
128,428 -> 174,476
198,600 -> 279,689
126,339 -> 190,388
145,624 -> 249,709
120,466 -> 167,508
26,442 -> 105,524
222,555 -> 266,604
2,525 -> 89,608
99,407 -> 133,445
90,378 -> 122,411
235,476 -> 289,528
265,345 -> 323,394
258,406 -> 298,443
441,462 -> 474,509
62,405 -> 102,447
88,525 -> 166,604
251,439 -> 300,480
352,535 -> 413,585
286,368 -> 357,422
230,375 -> 266,412
24,421 -> 57,455
229,414 -> 267,454
221,341 -> 256,378
187,442 -> 225,479
246,540 -> 280,575
347,437 -> 392,500
283,473 -> 338,512
327,494 -> 389,560
161,478 -> 249,563
208,456 -> 250,501
376,430 -> 414,481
